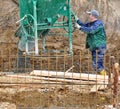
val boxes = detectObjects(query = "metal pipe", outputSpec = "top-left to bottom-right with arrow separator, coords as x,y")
33,0 -> 39,55
68,0 -> 72,54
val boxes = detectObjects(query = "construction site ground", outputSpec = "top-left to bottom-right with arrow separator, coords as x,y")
0,73 -> 120,109
1,0 -> 120,109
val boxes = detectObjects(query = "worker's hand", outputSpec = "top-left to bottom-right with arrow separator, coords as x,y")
75,15 -> 79,21
75,23 -> 81,29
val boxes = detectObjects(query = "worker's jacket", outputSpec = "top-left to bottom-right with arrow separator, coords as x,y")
77,19 -> 106,51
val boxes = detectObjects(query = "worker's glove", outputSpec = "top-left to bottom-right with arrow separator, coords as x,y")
75,23 -> 81,29
75,15 -> 79,21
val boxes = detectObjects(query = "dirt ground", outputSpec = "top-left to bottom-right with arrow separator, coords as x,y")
0,87 -> 112,109
0,75 -> 120,109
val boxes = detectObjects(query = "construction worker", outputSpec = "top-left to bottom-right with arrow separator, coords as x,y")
75,10 -> 107,75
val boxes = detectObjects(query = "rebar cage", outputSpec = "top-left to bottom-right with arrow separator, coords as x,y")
0,42 -> 120,109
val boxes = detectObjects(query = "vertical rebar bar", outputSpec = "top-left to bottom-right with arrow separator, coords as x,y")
109,56 -> 115,88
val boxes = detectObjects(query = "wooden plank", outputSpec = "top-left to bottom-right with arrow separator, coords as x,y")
0,84 -> 43,88
6,75 -> 96,85
0,83 -> 56,88
0,72 -> 14,75
90,81 -> 108,92
30,70 -> 112,82
99,84 -> 107,90
90,85 -> 101,92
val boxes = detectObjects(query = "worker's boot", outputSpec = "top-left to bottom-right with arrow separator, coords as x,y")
100,70 -> 107,76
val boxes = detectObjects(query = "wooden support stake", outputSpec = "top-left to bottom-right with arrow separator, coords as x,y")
113,63 -> 119,108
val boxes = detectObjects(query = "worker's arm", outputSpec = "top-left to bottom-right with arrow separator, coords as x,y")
77,19 -> 86,26
80,21 -> 104,34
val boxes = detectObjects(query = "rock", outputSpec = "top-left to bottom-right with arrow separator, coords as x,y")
0,88 -> 17,95
0,102 -> 16,109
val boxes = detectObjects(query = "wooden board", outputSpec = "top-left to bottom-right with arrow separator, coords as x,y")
90,85 -> 101,92
30,70 -> 112,82
6,75 -> 96,85
90,81 -> 108,92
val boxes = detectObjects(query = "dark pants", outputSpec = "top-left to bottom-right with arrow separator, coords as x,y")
91,46 -> 106,72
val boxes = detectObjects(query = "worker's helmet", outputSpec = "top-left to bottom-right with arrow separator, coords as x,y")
86,10 -> 99,18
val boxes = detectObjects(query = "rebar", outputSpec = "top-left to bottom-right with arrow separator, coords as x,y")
0,42 -> 120,109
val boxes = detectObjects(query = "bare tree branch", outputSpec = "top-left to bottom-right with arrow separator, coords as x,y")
11,0 -> 19,6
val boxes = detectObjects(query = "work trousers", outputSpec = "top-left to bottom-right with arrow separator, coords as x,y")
91,46 -> 106,73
